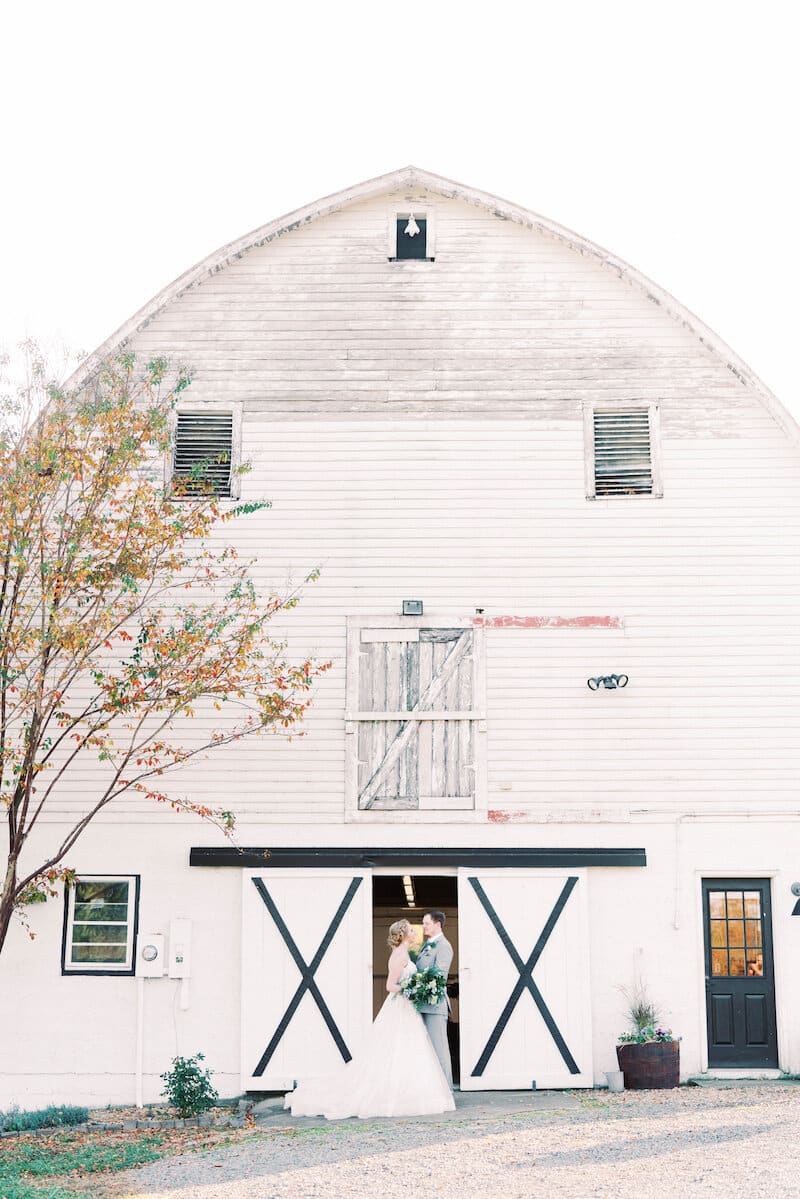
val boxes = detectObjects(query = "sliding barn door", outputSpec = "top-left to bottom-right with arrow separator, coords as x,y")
458,869 -> 593,1089
241,869 -> 372,1090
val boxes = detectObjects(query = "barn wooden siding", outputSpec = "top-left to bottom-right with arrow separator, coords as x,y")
45,187 -> 800,824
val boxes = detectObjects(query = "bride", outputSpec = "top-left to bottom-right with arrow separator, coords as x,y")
284,918 -> 456,1119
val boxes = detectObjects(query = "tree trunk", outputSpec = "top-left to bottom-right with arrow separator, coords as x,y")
0,852 -> 18,958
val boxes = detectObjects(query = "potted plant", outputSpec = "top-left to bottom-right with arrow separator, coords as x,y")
616,983 -> 680,1089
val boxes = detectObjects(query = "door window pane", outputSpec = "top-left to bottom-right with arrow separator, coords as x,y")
710,920 -> 727,947
744,891 -> 761,918
711,949 -> 728,975
726,893 -> 744,918
729,949 -> 746,976
709,891 -> 726,919
745,920 -> 762,947
727,920 -> 745,947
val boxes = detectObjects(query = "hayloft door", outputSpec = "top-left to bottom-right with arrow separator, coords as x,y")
702,879 -> 778,1068
457,869 -> 593,1089
241,869 -> 372,1090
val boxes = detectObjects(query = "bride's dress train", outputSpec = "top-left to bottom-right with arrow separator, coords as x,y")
284,961 -> 455,1119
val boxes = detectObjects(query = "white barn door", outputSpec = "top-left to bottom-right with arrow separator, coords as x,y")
458,869 -> 593,1089
241,869 -> 372,1091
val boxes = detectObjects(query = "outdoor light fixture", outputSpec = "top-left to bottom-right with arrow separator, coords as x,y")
404,215 -> 420,238
402,875 -> 416,907
402,600 -> 423,616
587,674 -> 629,691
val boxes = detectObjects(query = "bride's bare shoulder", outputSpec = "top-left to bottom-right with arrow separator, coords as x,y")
388,946 -> 409,967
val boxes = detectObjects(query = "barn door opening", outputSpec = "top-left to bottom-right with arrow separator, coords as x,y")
702,878 -> 778,1068
372,874 -> 460,1085
457,868 -> 593,1090
241,869 -> 372,1091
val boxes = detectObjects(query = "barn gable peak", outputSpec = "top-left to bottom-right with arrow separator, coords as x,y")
72,166 -> 798,446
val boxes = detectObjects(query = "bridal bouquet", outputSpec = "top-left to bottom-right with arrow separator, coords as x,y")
399,967 -> 448,1012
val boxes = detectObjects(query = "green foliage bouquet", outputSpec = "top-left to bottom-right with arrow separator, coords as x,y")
399,966 -> 448,1012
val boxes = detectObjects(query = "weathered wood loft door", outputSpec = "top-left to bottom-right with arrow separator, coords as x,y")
702,879 -> 778,1068
457,869 -> 593,1089
240,870 -> 372,1090
349,625 -> 480,812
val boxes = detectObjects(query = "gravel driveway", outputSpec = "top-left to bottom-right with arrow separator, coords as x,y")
112,1085 -> 800,1199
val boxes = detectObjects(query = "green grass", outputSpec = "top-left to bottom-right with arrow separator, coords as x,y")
0,1130 -> 170,1199
0,1107 -> 88,1134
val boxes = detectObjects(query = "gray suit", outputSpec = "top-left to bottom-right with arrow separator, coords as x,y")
415,935 -> 453,1087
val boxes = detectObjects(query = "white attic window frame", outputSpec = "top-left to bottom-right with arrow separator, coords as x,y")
167,399 -> 243,500
387,204 -> 437,262
584,400 -> 663,500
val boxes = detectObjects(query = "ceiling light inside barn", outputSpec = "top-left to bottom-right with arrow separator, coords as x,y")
403,875 -> 416,906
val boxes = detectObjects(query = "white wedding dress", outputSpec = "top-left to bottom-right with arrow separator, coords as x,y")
284,958 -> 456,1119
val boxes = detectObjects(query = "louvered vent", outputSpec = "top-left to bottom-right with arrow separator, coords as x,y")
173,413 -> 233,497
593,408 -> 653,496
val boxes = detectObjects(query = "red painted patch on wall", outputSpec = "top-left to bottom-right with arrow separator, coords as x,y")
473,615 -> 623,629
488,809 -> 529,823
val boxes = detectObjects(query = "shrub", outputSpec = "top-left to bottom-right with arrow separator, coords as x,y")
160,1053 -> 218,1119
0,1103 -> 88,1132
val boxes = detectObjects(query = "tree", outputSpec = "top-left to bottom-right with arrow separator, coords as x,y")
0,346 -> 327,957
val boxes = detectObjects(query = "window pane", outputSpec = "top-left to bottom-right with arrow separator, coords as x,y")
72,923 -> 128,944
74,902 -> 128,922
711,949 -> 728,976
727,920 -> 745,947
747,954 -> 764,977
729,949 -> 746,976
710,920 -> 727,947
726,892 -> 744,918
76,881 -> 129,905
71,944 -> 127,963
745,920 -> 762,947
708,892 -> 726,919
744,892 -> 761,918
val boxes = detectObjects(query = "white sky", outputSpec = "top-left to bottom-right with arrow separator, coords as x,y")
2,1 -> 798,417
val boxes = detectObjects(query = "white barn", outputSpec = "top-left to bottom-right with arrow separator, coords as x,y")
4,166 -> 800,1107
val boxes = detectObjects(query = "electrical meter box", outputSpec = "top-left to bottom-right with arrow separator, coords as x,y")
136,933 -> 165,977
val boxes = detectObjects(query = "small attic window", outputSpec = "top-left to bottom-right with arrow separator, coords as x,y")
389,211 -> 435,261
172,412 -> 234,498
587,404 -> 663,499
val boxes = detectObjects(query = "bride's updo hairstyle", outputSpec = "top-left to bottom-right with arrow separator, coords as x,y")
387,918 -> 412,948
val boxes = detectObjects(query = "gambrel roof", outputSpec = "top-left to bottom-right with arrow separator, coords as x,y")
74,166 -> 799,444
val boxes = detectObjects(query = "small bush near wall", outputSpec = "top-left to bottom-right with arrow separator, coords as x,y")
160,1054 -> 219,1119
0,1104 -> 89,1132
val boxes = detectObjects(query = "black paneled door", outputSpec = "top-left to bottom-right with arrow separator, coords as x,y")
702,879 -> 778,1068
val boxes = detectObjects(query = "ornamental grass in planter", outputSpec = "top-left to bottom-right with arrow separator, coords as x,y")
616,984 -> 680,1089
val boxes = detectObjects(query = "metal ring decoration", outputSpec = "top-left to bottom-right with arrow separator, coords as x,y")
587,674 -> 629,690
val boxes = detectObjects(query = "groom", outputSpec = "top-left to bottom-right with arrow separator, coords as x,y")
415,910 -> 454,1088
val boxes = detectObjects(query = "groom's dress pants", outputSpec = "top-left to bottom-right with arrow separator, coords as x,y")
422,1013 -> 453,1088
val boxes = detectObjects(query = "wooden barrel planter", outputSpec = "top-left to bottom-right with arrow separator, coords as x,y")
616,1041 -> 680,1089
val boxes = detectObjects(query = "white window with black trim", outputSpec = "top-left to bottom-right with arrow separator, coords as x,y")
345,617 -> 486,821
170,402 -> 242,499
62,876 -> 139,975
585,402 -> 663,499
387,207 -> 436,261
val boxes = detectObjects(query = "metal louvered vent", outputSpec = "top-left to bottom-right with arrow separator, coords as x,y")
593,408 -> 653,496
173,413 -> 233,497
